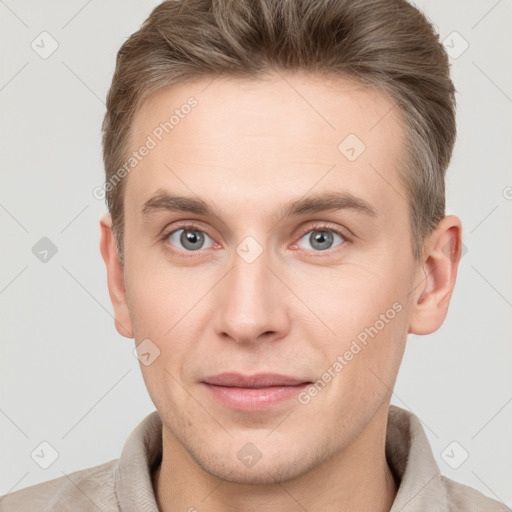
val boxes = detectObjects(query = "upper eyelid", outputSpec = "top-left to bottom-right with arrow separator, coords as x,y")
163,222 -> 212,239
299,223 -> 348,237
162,222 -> 347,239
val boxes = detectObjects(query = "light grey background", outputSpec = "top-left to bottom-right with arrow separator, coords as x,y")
1,0 -> 511,506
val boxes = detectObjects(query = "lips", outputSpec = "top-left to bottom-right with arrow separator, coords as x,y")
202,372 -> 310,388
201,372 -> 312,411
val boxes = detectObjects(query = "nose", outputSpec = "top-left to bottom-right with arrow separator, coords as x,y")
212,244 -> 290,345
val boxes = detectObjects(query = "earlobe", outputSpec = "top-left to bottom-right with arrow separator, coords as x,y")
99,214 -> 134,339
408,215 -> 463,336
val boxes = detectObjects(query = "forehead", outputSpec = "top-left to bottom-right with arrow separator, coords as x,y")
125,72 -> 407,223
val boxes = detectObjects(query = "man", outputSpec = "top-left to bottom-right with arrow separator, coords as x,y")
1,0 -> 509,510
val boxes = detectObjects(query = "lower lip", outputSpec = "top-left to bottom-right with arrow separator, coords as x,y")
202,383 -> 310,411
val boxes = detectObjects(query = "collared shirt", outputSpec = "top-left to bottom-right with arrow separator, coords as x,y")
1,405 -> 509,511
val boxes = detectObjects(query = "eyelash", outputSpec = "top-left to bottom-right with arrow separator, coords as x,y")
160,222 -> 350,256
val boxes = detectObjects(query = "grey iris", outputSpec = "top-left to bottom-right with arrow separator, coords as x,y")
310,230 -> 334,250
181,230 -> 204,250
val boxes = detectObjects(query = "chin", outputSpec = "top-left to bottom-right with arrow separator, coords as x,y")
193,445 -> 319,486
204,461 -> 304,486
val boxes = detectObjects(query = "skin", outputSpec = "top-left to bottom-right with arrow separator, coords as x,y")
100,72 -> 462,512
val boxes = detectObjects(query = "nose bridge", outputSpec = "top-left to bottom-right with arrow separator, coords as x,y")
213,242 -> 288,343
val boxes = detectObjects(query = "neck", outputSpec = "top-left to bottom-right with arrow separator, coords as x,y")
152,404 -> 398,512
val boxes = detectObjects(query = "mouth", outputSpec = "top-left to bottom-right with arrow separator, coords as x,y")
201,372 -> 312,411
202,372 -> 311,388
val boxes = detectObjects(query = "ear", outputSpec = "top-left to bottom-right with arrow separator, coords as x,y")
408,215 -> 463,335
99,214 -> 134,339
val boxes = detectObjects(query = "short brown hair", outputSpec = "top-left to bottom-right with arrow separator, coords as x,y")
102,0 -> 456,263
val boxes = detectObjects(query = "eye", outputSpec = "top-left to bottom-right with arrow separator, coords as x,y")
295,226 -> 346,252
166,226 -> 215,252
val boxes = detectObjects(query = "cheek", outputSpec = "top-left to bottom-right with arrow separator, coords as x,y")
296,260 -> 411,384
127,269 -> 199,415
296,258 -> 408,332
124,250 -> 213,338
124,259 -> 217,392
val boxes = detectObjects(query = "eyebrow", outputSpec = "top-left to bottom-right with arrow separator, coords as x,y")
141,190 -> 377,220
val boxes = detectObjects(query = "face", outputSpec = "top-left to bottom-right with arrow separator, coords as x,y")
113,72 -> 426,484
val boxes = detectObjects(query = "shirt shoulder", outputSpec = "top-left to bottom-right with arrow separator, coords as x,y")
441,475 -> 511,512
0,459 -> 120,512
